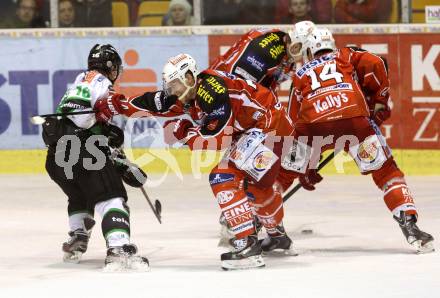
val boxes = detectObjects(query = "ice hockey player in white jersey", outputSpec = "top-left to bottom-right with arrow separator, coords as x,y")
43,44 -> 149,271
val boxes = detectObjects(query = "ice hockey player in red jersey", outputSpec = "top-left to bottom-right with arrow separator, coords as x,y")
94,53 -> 297,269
210,28 -> 294,94
210,21 -> 318,247
286,27 -> 434,253
211,21 -> 317,95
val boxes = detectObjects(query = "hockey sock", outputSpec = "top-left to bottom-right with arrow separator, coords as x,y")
247,185 -> 284,235
68,211 -> 93,231
219,190 -> 255,239
372,159 -> 417,217
383,178 -> 417,217
266,223 -> 287,237
95,198 -> 130,247
209,169 -> 255,239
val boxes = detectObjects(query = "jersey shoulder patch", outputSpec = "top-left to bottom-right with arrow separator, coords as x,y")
83,70 -> 110,86
196,73 -> 229,113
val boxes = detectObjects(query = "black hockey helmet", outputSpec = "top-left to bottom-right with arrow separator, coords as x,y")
87,44 -> 122,82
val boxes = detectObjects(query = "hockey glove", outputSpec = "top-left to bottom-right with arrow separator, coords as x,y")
163,119 -> 194,145
94,93 -> 128,123
372,103 -> 391,126
299,169 -> 323,191
113,151 -> 148,188
101,124 -> 125,148
120,164 -> 148,188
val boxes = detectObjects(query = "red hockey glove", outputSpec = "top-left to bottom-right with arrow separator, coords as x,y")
299,169 -> 323,191
163,119 -> 194,145
94,93 -> 128,123
372,103 -> 391,126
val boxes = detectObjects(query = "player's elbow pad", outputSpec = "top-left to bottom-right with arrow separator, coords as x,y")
131,91 -> 177,113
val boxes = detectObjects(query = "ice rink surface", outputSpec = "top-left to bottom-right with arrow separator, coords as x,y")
0,173 -> 439,298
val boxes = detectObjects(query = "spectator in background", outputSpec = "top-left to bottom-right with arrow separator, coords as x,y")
239,0 -> 276,24
203,0 -> 243,25
59,0 -> 76,27
162,0 -> 195,26
334,0 -> 392,23
0,1 -> 16,20
0,0 -> 46,28
75,0 -> 112,27
275,0 -> 332,24
281,0 -> 312,23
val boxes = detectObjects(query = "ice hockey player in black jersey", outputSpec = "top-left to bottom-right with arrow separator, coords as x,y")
43,44 -> 149,271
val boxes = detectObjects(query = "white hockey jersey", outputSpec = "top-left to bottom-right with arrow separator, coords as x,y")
56,70 -> 113,129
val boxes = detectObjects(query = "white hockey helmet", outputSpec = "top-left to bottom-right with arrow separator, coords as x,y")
162,53 -> 199,101
302,27 -> 336,62
287,21 -> 317,61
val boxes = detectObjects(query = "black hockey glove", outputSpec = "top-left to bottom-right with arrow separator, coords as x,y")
119,163 -> 148,188
102,124 -> 124,148
42,117 -> 63,147
112,150 -> 147,188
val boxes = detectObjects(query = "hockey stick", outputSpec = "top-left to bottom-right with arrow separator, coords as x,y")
112,148 -> 163,224
140,186 -> 162,224
282,151 -> 335,202
30,110 -> 95,125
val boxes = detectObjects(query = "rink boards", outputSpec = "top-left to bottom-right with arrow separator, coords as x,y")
0,24 -> 439,174
1,148 -> 439,175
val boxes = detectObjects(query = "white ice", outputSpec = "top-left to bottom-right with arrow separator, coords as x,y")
1,174 -> 439,298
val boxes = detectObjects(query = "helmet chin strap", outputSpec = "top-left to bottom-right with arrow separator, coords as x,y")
302,48 -> 313,63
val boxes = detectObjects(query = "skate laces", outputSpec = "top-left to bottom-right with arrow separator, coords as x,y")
66,229 -> 88,242
122,244 -> 138,255
109,244 -> 138,257
231,238 -> 248,252
267,225 -> 286,238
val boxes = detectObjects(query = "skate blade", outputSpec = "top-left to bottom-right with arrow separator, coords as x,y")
413,240 -> 435,254
103,258 -> 150,273
221,255 -> 265,271
63,251 -> 82,264
263,247 -> 299,257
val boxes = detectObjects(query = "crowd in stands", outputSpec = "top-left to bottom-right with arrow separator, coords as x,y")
0,0 -> 434,29
203,0 -> 395,24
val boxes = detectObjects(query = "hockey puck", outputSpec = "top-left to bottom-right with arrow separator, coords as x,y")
301,229 -> 313,235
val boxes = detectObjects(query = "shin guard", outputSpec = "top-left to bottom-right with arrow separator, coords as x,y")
96,198 -> 130,247
372,159 -> 417,217
210,170 -> 255,239
247,185 -> 284,235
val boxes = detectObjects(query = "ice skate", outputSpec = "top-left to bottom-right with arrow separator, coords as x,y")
62,218 -> 95,263
103,244 -> 150,272
218,214 -> 263,248
261,234 -> 298,256
62,229 -> 90,263
218,213 -> 235,248
221,234 -> 265,270
394,212 -> 434,254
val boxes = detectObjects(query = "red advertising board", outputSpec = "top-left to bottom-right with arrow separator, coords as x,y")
208,33 -> 440,149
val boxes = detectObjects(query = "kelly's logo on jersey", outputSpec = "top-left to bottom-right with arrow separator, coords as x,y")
313,92 -> 349,114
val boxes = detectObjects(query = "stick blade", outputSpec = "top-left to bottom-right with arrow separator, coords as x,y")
30,116 -> 46,125
155,200 -> 162,215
